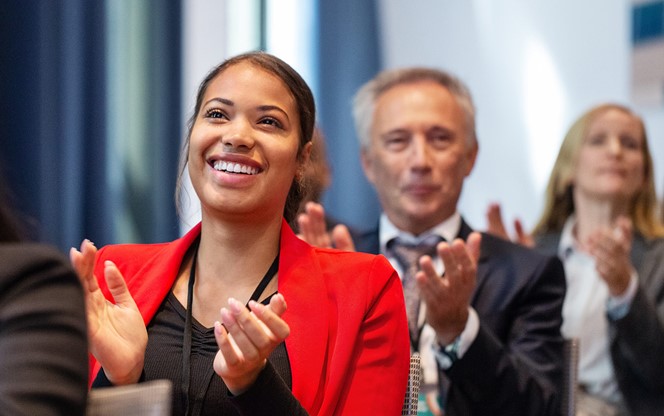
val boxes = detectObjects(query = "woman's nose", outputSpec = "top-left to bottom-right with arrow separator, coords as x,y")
222,119 -> 255,150
607,136 -> 622,156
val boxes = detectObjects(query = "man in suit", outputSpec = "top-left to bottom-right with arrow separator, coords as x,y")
298,67 -> 566,415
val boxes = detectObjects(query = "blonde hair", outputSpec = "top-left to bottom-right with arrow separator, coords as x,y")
532,103 -> 664,239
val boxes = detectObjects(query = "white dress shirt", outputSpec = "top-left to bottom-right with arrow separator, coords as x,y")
558,216 -> 637,405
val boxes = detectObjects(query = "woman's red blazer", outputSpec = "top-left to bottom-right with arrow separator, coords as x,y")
89,220 -> 410,415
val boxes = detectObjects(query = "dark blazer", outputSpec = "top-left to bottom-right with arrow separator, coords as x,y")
352,219 -> 567,416
537,232 -> 664,416
0,243 -> 88,416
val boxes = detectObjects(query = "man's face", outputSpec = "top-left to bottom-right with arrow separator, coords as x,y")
361,80 -> 478,235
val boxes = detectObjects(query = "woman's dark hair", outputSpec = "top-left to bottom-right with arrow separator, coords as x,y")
176,51 -> 316,223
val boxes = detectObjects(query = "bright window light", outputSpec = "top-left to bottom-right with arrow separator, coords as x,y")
265,0 -> 317,94
522,38 -> 567,192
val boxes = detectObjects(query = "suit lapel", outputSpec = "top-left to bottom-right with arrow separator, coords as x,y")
631,233 -> 659,291
457,219 -> 490,301
352,226 -> 380,254
631,233 -> 647,272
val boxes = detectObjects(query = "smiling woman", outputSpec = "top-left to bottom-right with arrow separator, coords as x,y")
186,60 -> 305,225
70,51 -> 410,416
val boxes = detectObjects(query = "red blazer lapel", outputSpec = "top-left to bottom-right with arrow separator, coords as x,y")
128,224 -> 201,324
96,223 -> 202,325
278,220 -> 329,412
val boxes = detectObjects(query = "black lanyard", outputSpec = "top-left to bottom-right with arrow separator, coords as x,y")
182,240 -> 280,416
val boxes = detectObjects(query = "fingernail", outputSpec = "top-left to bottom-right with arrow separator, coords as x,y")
229,297 -> 242,314
251,300 -> 265,313
220,307 -> 232,322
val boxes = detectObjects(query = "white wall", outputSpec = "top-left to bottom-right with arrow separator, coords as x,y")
378,0 -> 664,231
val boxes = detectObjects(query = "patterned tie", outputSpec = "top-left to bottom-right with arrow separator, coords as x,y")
388,235 -> 443,348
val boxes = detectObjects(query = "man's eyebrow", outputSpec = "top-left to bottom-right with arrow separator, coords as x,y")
381,128 -> 410,136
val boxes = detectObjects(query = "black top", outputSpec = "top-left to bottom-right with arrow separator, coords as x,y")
95,292 -> 295,416
148,292 -> 292,415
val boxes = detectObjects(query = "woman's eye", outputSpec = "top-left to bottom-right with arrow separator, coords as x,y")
205,109 -> 226,119
260,117 -> 282,128
620,136 -> 641,150
586,135 -> 605,146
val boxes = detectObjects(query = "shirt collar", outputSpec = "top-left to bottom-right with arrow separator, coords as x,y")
559,214 -> 578,259
378,212 -> 462,254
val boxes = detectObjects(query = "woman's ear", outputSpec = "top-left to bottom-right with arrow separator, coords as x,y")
301,141 -> 313,164
297,141 -> 314,180
296,141 -> 313,172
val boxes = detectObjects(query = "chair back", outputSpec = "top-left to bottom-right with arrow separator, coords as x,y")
87,379 -> 172,416
561,338 -> 579,416
402,353 -> 421,416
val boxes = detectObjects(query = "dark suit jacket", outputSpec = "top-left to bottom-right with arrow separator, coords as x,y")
0,243 -> 88,416
352,219 -> 566,416
537,232 -> 664,416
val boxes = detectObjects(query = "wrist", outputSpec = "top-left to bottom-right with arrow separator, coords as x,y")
106,364 -> 144,385
222,360 -> 267,396
435,308 -> 468,345
433,336 -> 461,369
432,307 -> 478,369
607,270 -> 633,297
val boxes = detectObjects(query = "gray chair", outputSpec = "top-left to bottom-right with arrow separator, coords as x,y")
402,353 -> 422,416
561,338 -> 580,416
87,379 -> 172,416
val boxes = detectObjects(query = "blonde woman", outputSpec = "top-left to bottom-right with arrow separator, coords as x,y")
487,103 -> 664,416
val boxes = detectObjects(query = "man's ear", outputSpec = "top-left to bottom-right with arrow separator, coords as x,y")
360,148 -> 376,185
464,141 -> 479,177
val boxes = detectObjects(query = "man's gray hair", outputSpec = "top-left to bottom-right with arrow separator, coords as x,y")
352,67 -> 477,149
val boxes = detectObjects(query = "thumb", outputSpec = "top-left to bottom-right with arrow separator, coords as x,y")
467,232 -> 482,263
267,293 -> 288,316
